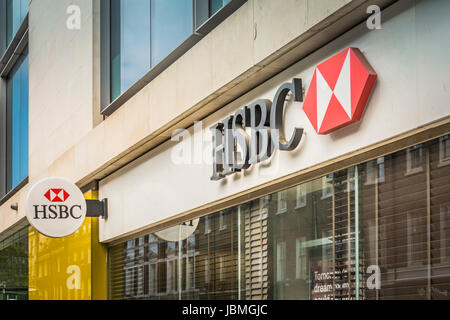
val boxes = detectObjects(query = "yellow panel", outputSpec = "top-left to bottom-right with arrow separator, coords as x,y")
88,190 -> 108,300
28,219 -> 92,300
28,190 -> 107,300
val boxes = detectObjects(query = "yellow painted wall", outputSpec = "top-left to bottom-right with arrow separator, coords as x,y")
28,190 -> 107,300
88,191 -> 108,300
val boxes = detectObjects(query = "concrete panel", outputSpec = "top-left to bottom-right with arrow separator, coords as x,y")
28,0 -> 94,177
253,0 -> 308,64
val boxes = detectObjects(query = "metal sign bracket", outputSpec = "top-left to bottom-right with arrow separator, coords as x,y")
86,199 -> 108,219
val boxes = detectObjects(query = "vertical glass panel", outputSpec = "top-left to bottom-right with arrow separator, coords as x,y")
6,0 -> 13,44
239,200 -> 269,300
272,177 -> 333,300
6,53 -> 29,192
110,0 -> 151,101
6,0 -> 28,45
19,54 -> 29,186
209,0 -> 230,16
110,0 -> 122,101
151,0 -> 193,67
196,0 -> 231,28
426,139 -> 450,300
360,146 -> 428,300
181,209 -> 238,300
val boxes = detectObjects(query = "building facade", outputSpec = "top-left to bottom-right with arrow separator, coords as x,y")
0,0 -> 449,300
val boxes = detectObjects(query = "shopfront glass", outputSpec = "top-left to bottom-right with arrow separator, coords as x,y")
109,135 -> 450,300
0,228 -> 28,300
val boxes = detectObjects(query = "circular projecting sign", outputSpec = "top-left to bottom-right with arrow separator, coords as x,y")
155,218 -> 199,242
25,177 -> 87,238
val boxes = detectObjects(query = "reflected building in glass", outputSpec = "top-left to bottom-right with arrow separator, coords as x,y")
109,136 -> 450,300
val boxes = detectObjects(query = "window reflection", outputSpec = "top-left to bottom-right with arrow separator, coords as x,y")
151,0 -> 193,67
210,0 -> 230,16
0,228 -> 28,300
6,53 -> 29,191
110,136 -> 450,300
109,0 -> 233,102
110,0 -> 151,101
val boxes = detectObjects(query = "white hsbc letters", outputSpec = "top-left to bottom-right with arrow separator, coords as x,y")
210,78 -> 304,180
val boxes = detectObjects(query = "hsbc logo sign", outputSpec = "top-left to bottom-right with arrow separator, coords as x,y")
44,189 -> 70,202
26,178 -> 87,238
211,47 -> 377,180
303,48 -> 377,134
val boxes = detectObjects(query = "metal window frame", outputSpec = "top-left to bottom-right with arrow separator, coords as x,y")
100,0 -> 247,116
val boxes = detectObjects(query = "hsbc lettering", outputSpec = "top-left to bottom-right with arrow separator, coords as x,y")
32,204 -> 83,220
25,178 -> 88,238
210,78 -> 304,180
210,47 -> 377,181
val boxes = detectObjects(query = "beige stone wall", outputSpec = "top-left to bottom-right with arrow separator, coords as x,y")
0,0 -> 97,236
0,0 -> 394,237
28,0 -> 96,179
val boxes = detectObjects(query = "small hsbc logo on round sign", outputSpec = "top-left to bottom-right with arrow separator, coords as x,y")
25,177 -> 87,238
44,188 -> 70,202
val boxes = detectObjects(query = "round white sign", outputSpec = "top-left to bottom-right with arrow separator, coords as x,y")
155,218 -> 199,242
25,177 -> 87,238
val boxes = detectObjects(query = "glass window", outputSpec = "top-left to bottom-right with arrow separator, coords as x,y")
6,0 -> 28,45
296,238 -> 307,280
276,241 -> 286,282
439,135 -> 450,163
0,228 -> 28,300
209,0 -> 230,16
259,195 -> 269,219
219,210 -> 229,230
296,184 -> 307,208
151,0 -> 193,67
6,53 -> 29,192
195,0 -> 232,28
107,0 -> 238,105
276,190 -> 287,214
109,136 -> 450,300
110,0 -> 151,101
377,157 -> 385,182
406,144 -> 423,174
322,174 -> 333,198
110,0 -> 193,101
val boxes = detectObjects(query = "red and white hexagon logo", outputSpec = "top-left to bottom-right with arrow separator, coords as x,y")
44,189 -> 70,202
303,47 -> 377,134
